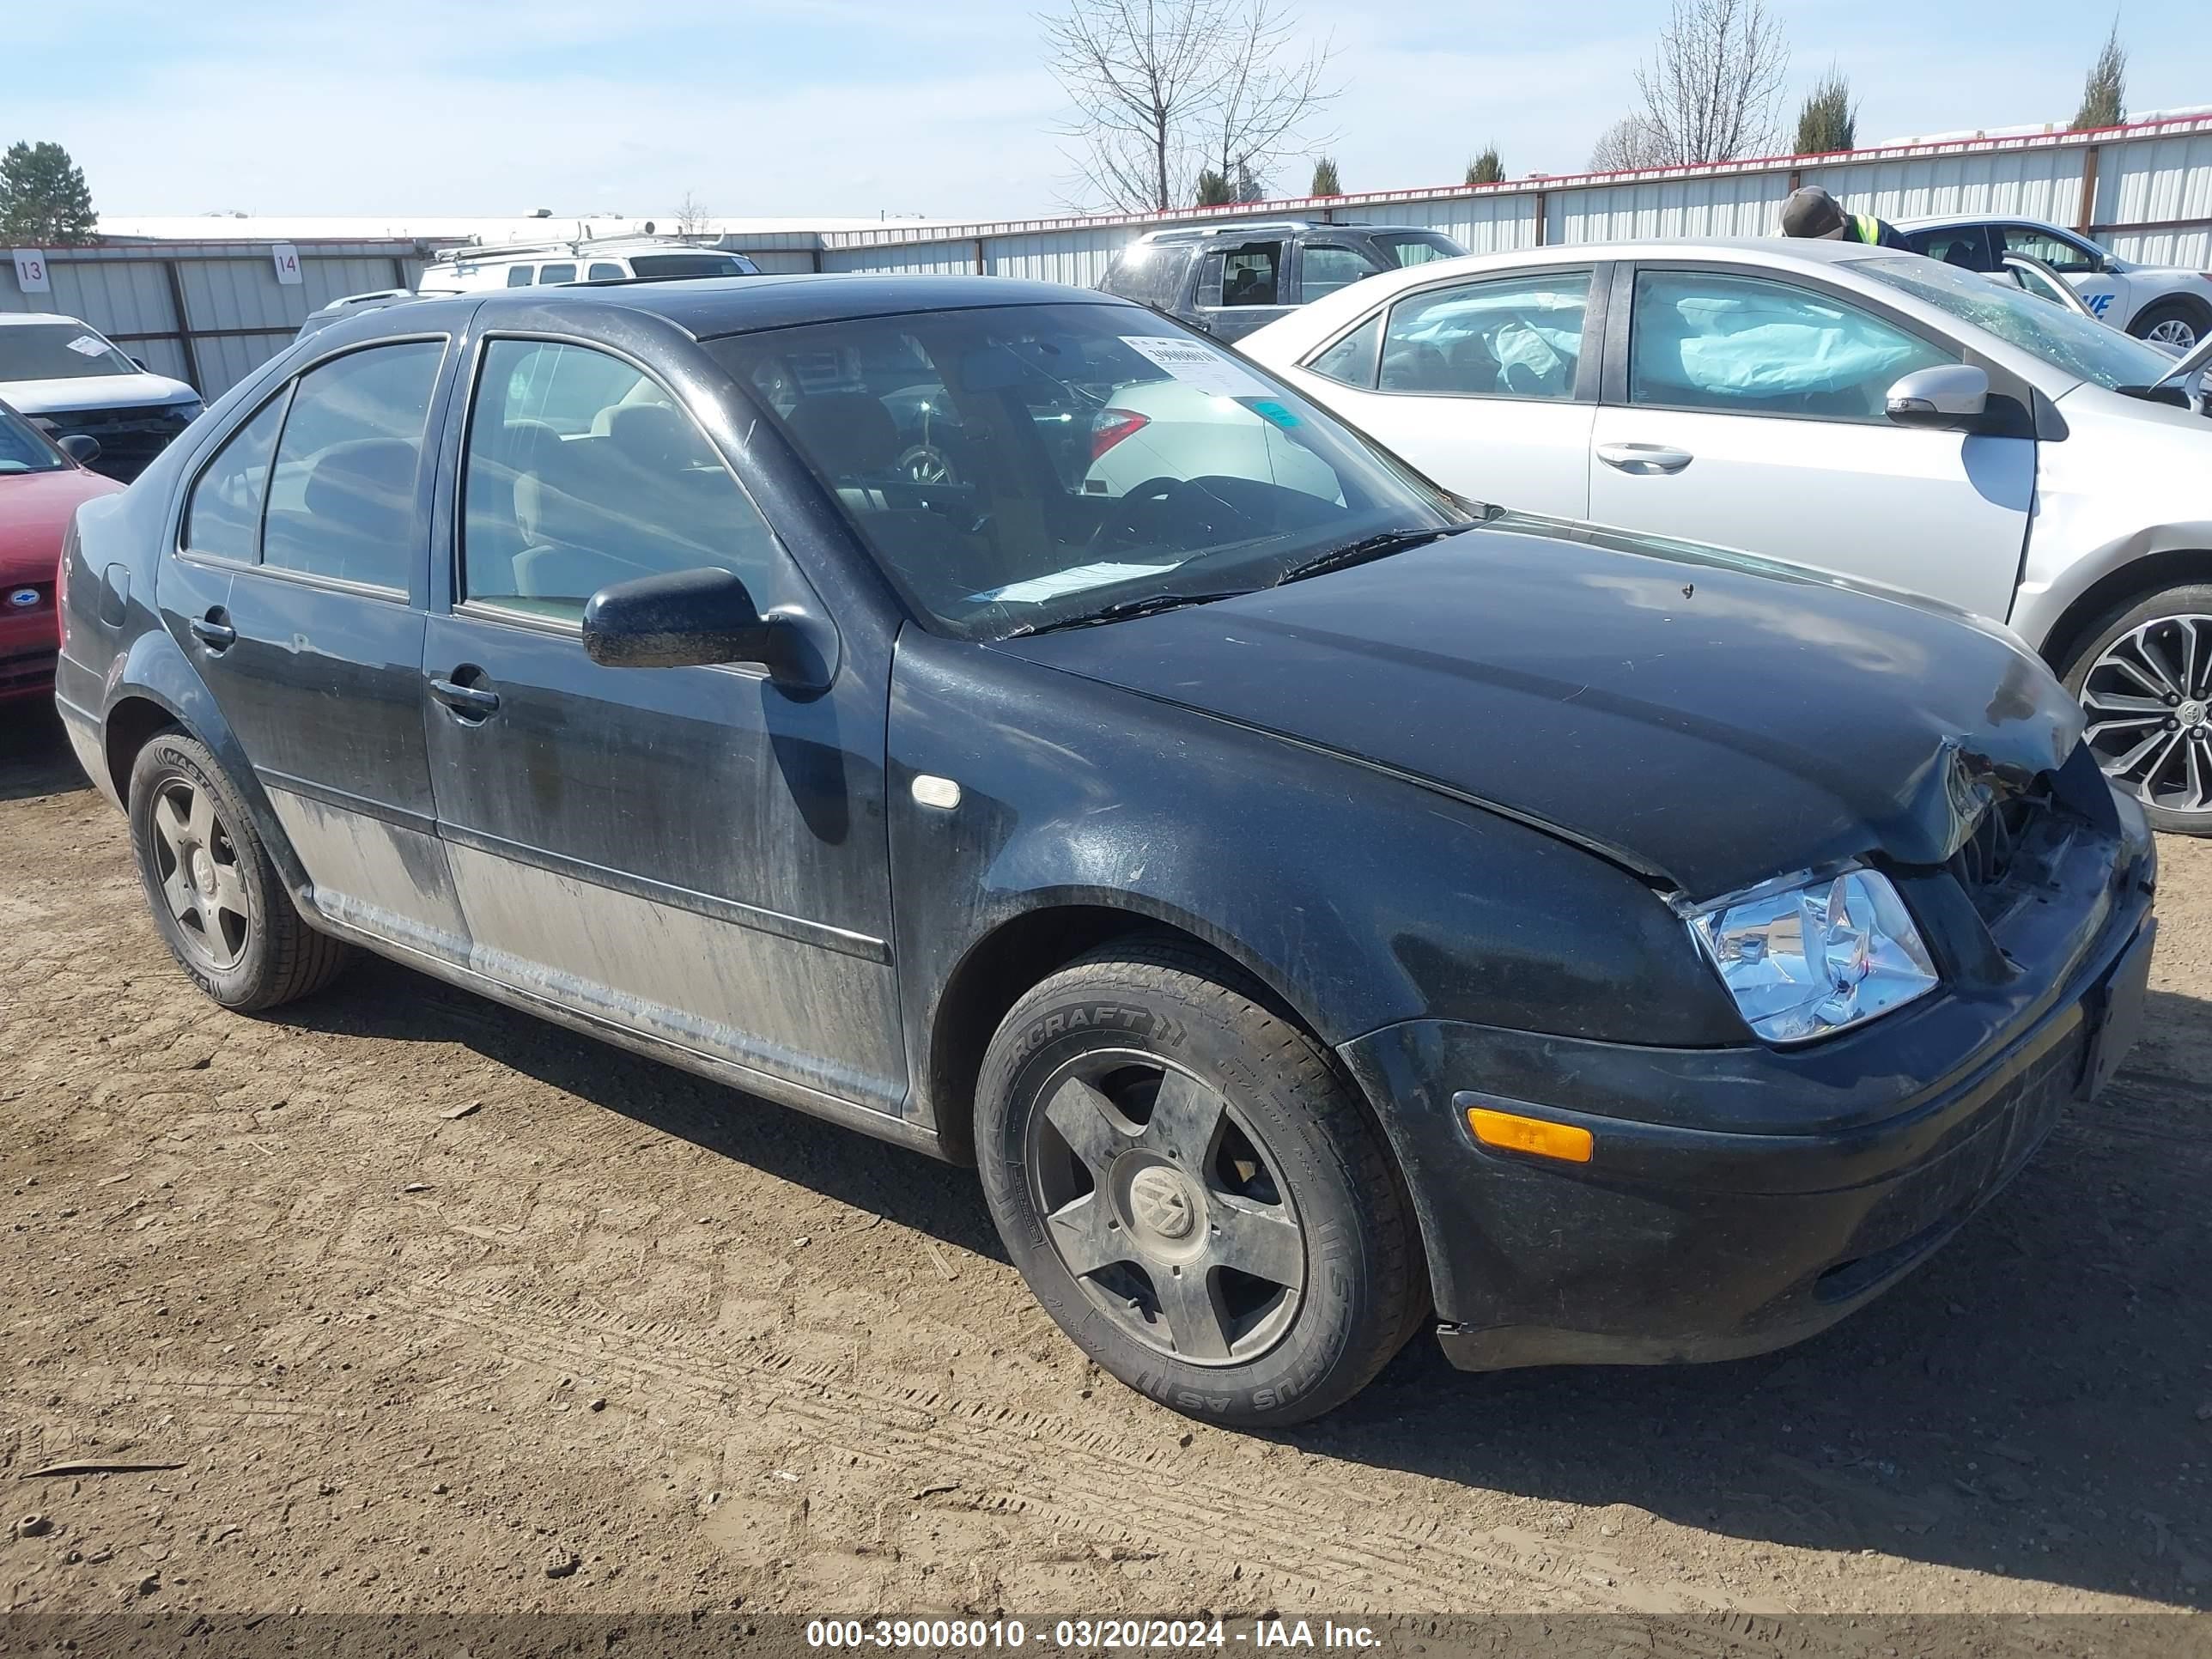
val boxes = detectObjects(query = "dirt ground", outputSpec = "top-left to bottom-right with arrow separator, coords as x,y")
2,706 -> 2208,1626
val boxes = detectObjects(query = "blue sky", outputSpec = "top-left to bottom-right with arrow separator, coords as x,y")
9,0 -> 2204,222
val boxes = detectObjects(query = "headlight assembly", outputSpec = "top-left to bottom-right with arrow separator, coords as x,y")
1691,869 -> 1939,1043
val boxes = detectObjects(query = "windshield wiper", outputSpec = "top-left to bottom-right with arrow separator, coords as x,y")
1006,590 -> 1250,636
1272,520 -> 1480,587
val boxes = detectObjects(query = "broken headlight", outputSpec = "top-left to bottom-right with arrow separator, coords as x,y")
1691,869 -> 1939,1044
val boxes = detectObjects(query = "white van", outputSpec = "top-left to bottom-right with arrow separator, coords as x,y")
416,236 -> 762,295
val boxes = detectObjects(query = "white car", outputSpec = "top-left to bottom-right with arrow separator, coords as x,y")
1241,239 -> 2212,830
0,313 -> 202,481
1899,216 -> 2212,352
416,236 -> 761,295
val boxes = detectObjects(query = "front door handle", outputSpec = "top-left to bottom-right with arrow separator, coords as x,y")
1596,442 -> 1694,475
428,676 -> 501,720
189,611 -> 236,652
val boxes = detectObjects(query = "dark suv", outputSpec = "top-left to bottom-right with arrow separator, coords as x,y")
1098,221 -> 1465,341
52,274 -> 2154,1427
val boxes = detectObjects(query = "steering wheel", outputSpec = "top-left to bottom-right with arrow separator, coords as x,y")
1089,476 -> 1203,556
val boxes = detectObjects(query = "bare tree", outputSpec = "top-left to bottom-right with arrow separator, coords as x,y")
1204,0 -> 1335,204
674,191 -> 710,237
1588,113 -> 1672,172
2072,15 -> 2126,131
1042,0 -> 1334,212
1630,0 -> 1790,166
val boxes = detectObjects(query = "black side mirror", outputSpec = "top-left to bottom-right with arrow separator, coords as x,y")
58,433 -> 100,465
581,566 -> 793,675
129,356 -> 147,371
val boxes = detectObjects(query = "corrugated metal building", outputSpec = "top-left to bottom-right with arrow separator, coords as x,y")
7,110 -> 2208,399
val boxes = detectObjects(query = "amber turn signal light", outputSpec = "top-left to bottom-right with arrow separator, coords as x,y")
1467,1106 -> 1594,1164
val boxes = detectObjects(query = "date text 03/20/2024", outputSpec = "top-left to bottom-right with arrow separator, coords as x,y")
805,1618 -> 1382,1650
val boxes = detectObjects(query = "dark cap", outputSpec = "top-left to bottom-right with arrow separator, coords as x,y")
1780,185 -> 1848,238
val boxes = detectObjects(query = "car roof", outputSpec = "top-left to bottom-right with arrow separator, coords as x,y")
0,312 -> 92,328
1133,220 -> 1448,245
458,272 -> 1142,338
1893,213 -> 2067,233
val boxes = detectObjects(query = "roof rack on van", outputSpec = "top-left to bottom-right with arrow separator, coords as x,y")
425,233 -> 723,269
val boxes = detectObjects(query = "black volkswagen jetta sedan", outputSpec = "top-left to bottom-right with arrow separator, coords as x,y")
53,275 -> 2154,1425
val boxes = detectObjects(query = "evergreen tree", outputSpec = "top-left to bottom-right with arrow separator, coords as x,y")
1310,155 -> 1341,196
1194,167 -> 1236,205
1794,68 -> 1856,154
0,141 -> 97,245
2072,17 -> 2126,131
1465,146 -> 1504,185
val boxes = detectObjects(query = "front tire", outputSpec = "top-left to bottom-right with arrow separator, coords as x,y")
2060,583 -> 2212,835
127,731 -> 353,1010
2128,298 -> 2208,354
976,938 -> 1419,1427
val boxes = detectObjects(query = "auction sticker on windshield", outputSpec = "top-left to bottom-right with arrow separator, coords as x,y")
1121,335 -> 1273,398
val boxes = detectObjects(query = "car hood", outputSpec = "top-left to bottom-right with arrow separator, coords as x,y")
990,516 -> 2082,899
1,369 -> 197,416
0,467 -> 124,585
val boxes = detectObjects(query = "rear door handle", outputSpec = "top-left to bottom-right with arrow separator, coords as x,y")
1596,442 -> 1694,475
428,677 -> 501,719
189,612 -> 235,652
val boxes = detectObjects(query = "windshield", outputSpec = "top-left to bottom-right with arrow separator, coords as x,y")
710,302 -> 1466,641
0,321 -> 137,383
1859,256 -> 2179,389
1372,232 -> 1464,267
629,252 -> 751,279
0,404 -> 66,473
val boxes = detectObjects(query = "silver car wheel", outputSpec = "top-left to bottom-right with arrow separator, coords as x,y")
2144,316 -> 2198,349
1027,1051 -> 1305,1367
149,777 -> 251,969
2082,614 -> 2212,813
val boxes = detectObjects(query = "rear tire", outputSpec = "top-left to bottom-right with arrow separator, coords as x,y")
127,731 -> 353,1010
2058,582 -> 2212,836
975,937 -> 1419,1427
2128,298 -> 2208,354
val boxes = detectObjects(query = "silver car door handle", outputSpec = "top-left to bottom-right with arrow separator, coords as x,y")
1596,442 -> 1694,475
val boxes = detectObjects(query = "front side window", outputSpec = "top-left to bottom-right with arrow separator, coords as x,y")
1380,270 -> 1589,398
460,338 -> 787,621
1629,270 -> 1951,421
260,341 -> 443,589
1371,232 -> 1463,267
538,263 -> 577,284
1217,244 -> 1283,307
1999,226 -> 2100,274
1299,244 -> 1383,303
1859,255 -> 2178,390
710,302 -> 1466,641
0,403 -> 67,475
183,395 -> 287,562
0,321 -> 137,381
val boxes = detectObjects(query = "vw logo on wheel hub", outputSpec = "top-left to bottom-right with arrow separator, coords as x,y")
1128,1166 -> 1196,1241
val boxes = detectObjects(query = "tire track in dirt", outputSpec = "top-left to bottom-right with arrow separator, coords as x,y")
385,1273 -> 1730,1617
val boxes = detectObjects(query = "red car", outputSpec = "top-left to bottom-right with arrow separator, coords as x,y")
1,398 -> 123,706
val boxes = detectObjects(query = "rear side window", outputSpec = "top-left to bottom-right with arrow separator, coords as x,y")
460,338 -> 787,621
1905,224 -> 1996,272
1218,243 -> 1283,307
1629,270 -> 1951,421
259,342 -> 444,590
1380,270 -> 1589,398
183,395 -> 287,561
505,265 -> 534,288
1102,245 -> 1188,310
588,262 -> 624,281
1307,314 -> 1382,386
538,263 -> 577,284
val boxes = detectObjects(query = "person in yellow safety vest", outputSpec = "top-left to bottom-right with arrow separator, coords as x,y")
1779,185 -> 1911,250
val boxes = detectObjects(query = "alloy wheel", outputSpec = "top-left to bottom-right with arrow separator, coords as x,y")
2081,614 -> 2212,812
149,776 -> 251,969
1027,1052 -> 1305,1365
2144,316 -> 2199,350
